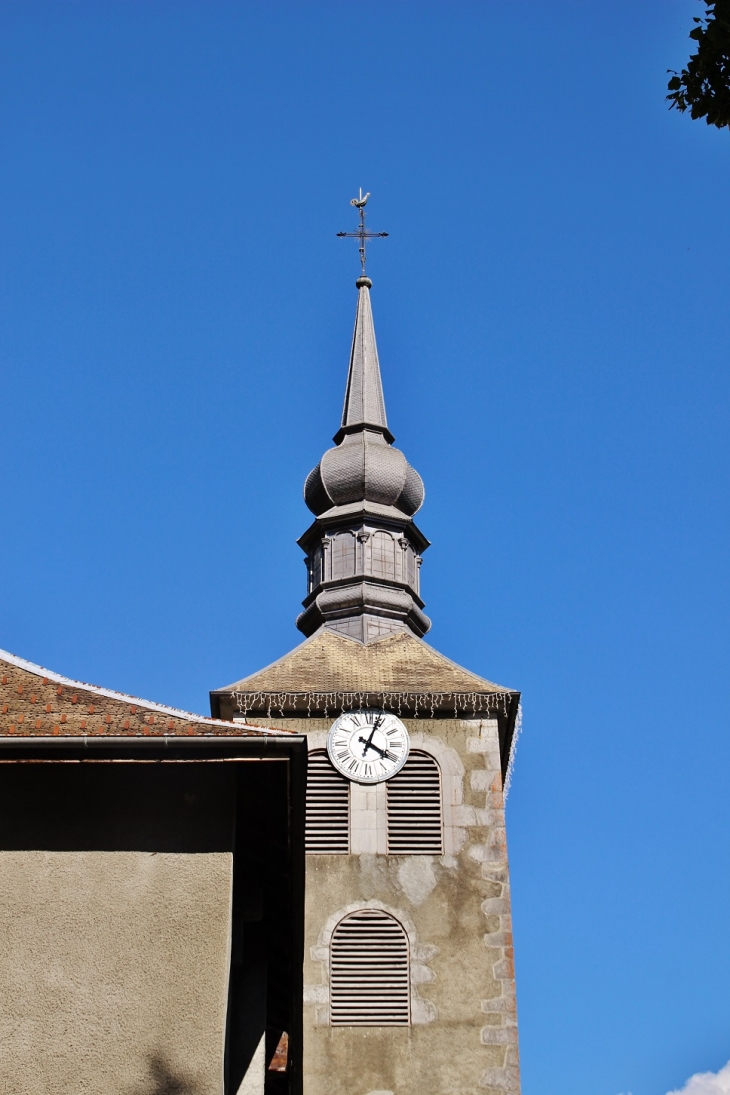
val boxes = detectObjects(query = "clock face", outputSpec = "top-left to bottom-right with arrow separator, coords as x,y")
327,709 -> 410,784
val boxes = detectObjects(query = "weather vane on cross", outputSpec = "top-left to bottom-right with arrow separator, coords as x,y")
337,189 -> 388,277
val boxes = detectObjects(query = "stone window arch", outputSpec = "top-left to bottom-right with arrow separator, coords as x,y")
330,909 -> 410,1026
305,900 -> 437,1026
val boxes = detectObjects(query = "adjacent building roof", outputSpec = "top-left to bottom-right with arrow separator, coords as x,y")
0,648 -> 291,739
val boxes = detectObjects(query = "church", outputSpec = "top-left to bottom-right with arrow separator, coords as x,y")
0,196 -> 521,1095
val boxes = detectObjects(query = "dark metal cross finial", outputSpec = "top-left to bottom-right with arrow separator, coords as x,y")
337,189 -> 388,276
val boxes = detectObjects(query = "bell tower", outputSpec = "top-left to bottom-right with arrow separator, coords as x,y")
211,195 -> 522,1095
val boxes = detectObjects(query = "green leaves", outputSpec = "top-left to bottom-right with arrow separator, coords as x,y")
667,0 -> 730,130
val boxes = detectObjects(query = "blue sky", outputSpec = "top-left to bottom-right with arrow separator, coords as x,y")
1,3 -> 728,1093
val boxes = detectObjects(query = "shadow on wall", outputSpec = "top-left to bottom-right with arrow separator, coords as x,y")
127,1056 -> 200,1095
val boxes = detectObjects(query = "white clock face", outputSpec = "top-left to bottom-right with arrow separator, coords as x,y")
327,709 -> 410,784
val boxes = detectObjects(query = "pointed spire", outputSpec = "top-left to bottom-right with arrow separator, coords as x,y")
335,276 -> 394,444
298,258 -> 430,641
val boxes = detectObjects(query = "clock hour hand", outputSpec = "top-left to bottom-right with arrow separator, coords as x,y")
357,737 -> 397,763
358,730 -> 379,757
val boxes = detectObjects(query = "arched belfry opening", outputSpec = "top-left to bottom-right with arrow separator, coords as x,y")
330,909 -> 410,1027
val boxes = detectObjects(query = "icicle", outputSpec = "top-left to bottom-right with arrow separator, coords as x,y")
503,702 -> 522,800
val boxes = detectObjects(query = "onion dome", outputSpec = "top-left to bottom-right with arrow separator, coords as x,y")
305,433 -> 424,516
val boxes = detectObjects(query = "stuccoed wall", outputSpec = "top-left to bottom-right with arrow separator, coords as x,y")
255,715 -> 519,1095
0,851 -> 232,1095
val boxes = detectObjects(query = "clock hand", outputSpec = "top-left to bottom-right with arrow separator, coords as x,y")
358,730 -> 379,757
357,738 -> 398,762
357,716 -> 389,759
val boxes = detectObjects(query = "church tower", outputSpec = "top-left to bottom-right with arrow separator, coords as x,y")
211,197 -> 521,1095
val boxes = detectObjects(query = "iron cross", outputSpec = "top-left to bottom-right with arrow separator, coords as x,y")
337,189 -> 388,276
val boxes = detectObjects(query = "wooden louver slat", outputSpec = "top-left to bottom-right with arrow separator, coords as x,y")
330,910 -> 410,1026
386,750 -> 443,855
305,750 -> 350,854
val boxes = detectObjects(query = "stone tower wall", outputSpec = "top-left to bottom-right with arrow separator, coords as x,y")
249,714 -> 520,1095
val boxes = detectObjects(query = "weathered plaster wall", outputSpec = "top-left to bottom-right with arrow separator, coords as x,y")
0,851 -> 233,1095
251,715 -> 519,1095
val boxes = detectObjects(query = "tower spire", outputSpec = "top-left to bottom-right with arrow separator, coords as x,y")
296,195 -> 430,643
336,276 -> 393,444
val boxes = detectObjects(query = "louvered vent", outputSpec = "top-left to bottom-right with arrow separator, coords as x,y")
386,750 -> 443,855
306,751 -> 350,854
330,910 -> 410,1026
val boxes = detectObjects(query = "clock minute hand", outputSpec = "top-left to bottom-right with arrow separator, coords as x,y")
358,715 -> 386,759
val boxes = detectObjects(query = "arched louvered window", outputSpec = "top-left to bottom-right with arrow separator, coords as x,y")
371,531 -> 396,580
330,910 -> 410,1026
305,751 -> 350,854
405,544 -> 416,588
309,548 -> 322,592
331,532 -> 356,580
386,750 -> 443,855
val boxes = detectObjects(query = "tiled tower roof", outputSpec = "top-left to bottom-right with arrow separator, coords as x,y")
219,629 -> 510,697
